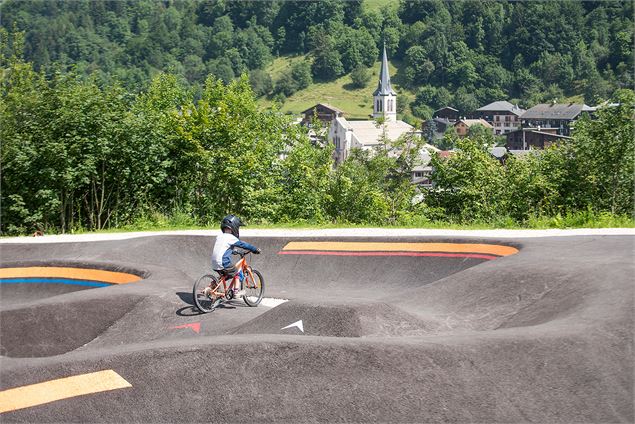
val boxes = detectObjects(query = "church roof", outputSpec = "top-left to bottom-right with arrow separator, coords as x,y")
373,45 -> 396,97
347,120 -> 417,146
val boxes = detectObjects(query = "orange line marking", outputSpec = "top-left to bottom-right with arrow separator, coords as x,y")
0,267 -> 141,284
282,242 -> 518,257
0,370 -> 132,413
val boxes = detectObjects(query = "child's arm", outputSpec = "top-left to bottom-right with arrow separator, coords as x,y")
232,239 -> 261,254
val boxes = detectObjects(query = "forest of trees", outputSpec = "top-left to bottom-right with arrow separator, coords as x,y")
1,0 -> 633,114
1,1 -> 634,234
1,49 -> 633,234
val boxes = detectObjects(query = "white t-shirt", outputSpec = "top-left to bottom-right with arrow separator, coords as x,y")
211,233 -> 239,270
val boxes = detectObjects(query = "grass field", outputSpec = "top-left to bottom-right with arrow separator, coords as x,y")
364,0 -> 398,12
41,209 -> 634,236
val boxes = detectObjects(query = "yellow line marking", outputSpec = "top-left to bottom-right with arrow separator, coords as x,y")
282,242 -> 518,257
0,370 -> 132,414
0,267 -> 141,284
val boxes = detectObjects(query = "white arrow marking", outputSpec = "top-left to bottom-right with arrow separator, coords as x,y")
281,320 -> 304,333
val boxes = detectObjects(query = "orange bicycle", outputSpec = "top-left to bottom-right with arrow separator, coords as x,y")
193,250 -> 264,313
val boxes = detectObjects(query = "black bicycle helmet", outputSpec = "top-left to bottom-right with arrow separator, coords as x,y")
220,214 -> 243,238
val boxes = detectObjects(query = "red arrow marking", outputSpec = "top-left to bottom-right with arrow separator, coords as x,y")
171,323 -> 200,333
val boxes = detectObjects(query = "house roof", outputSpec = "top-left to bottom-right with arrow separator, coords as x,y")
373,45 -> 396,97
410,146 -> 441,171
434,106 -> 459,113
521,103 -> 594,120
347,119 -> 418,146
477,101 -> 525,116
489,147 -> 508,159
454,119 -> 493,128
301,103 -> 345,115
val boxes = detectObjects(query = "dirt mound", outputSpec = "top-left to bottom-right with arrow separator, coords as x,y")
232,300 -> 436,337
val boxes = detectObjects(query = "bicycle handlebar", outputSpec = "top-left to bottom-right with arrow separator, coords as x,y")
231,249 -> 251,257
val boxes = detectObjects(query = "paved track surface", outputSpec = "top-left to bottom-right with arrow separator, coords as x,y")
0,234 -> 633,422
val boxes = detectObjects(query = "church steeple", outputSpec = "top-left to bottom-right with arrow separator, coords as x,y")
373,44 -> 397,121
374,44 -> 396,97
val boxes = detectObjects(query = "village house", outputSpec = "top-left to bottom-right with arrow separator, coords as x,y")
411,150 -> 454,187
453,118 -> 493,137
300,103 -> 344,127
300,103 -> 344,144
520,102 -> 595,136
505,128 -> 572,150
433,106 -> 460,122
474,101 -> 525,135
424,106 -> 459,141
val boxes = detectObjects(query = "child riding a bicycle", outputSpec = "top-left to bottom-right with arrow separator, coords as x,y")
211,214 -> 261,298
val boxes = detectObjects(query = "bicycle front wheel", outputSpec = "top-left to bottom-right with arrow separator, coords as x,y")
243,268 -> 264,307
193,274 -> 223,313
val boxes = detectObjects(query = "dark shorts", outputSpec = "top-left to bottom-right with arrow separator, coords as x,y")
215,266 -> 237,278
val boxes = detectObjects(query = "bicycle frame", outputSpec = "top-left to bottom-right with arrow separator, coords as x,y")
211,253 -> 257,299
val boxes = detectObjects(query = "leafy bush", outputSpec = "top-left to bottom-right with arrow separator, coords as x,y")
350,65 -> 371,88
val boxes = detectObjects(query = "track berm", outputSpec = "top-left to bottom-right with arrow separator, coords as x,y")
0,234 -> 632,422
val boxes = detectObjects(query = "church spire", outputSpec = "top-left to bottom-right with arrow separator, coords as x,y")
374,44 -> 396,96
373,43 -> 397,122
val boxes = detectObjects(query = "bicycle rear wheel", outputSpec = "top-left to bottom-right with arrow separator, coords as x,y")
193,274 -> 223,313
243,268 -> 264,307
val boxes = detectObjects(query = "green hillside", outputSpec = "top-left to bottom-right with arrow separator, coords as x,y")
1,0 -> 632,117
260,57 -> 415,120
258,55 -> 591,120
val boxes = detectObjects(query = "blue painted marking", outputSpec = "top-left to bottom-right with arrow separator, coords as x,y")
0,278 -> 111,288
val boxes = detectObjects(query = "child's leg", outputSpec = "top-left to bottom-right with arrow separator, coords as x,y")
223,266 -> 242,293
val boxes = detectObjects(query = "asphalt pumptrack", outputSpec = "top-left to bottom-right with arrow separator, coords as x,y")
0,230 -> 633,422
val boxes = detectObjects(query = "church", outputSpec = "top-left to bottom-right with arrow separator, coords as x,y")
326,46 -> 424,164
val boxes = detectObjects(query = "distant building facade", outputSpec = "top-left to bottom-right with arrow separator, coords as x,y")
520,103 -> 595,136
424,107 -> 459,141
506,128 -> 572,150
454,119 -> 493,138
433,107 -> 459,122
474,101 -> 525,135
301,103 -> 344,127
